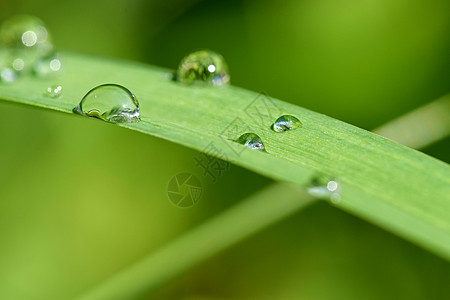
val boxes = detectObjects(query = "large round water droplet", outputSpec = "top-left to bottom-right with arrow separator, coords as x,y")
177,49 -> 230,86
74,84 -> 140,123
235,133 -> 265,151
272,115 -> 302,132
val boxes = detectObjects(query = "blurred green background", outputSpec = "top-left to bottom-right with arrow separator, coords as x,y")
1,0 -> 449,299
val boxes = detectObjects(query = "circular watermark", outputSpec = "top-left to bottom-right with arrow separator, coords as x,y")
167,173 -> 202,208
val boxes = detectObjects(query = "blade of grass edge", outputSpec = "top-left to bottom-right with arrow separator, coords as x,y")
76,183 -> 315,300
373,95 -> 450,149
74,96 -> 450,299
0,53 -> 449,289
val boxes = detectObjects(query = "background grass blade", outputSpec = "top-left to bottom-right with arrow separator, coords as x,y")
77,183 -> 315,300
0,51 -> 449,266
373,94 -> 450,149
75,97 -> 450,299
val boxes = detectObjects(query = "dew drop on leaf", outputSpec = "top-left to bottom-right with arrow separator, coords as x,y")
272,115 -> 302,132
74,84 -> 140,124
176,49 -> 230,86
308,174 -> 341,203
235,133 -> 265,151
45,85 -> 62,98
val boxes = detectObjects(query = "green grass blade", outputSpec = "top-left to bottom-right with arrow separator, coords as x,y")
77,183 -> 314,300
75,97 -> 450,299
0,52 -> 449,263
373,94 -> 450,149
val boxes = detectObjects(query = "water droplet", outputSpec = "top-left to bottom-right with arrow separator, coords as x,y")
45,85 -> 62,98
235,133 -> 265,151
21,30 -> 38,47
74,84 -> 140,123
33,53 -> 62,77
0,67 -> 17,83
272,115 -> 302,132
0,15 -> 52,51
0,15 -> 53,72
12,57 -> 25,71
177,49 -> 230,86
308,175 -> 341,203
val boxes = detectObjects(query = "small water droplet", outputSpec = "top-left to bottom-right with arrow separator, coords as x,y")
45,85 -> 62,98
0,67 -> 17,82
272,115 -> 302,132
177,49 -> 230,86
33,53 -> 62,77
74,84 -> 140,123
235,133 -> 265,151
21,30 -> 38,47
12,57 -> 25,71
308,175 -> 341,203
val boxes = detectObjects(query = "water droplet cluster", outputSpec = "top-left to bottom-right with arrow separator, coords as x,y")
46,85 -> 62,98
229,114 -> 302,152
1,20 -> 337,203
73,49 -> 232,124
0,15 -> 61,82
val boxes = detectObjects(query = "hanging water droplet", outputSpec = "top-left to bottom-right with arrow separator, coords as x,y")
235,133 -> 265,151
0,15 -> 54,72
177,49 -> 230,86
0,67 -> 17,83
45,85 -> 62,98
308,174 -> 341,203
74,84 -> 140,123
33,53 -> 62,77
272,115 -> 302,132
